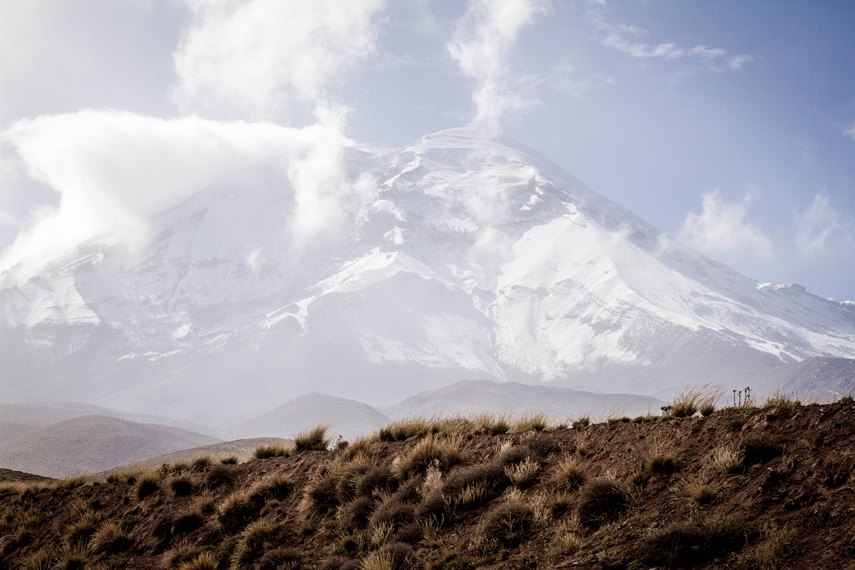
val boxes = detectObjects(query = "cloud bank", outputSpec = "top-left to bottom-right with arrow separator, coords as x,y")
0,110 -> 372,274
173,0 -> 385,121
448,0 -> 549,131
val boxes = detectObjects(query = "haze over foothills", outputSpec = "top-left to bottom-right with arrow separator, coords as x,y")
1,0 -> 854,301
1,0 -> 855,438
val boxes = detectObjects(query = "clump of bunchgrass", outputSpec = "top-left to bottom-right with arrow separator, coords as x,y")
669,388 -> 704,418
504,457 -> 541,488
391,434 -> 463,480
711,444 -> 744,475
136,473 -> 160,501
640,435 -> 678,475
90,521 -> 132,554
763,391 -> 801,409
551,454 -> 587,493
254,443 -> 290,459
510,413 -> 549,433
576,479 -> 633,529
170,474 -> 195,497
698,387 -> 724,416
478,501 -> 537,548
294,425 -> 330,452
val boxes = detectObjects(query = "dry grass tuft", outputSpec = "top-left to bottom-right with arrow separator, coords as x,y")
670,388 -> 704,417
678,476 -> 718,506
169,474 -> 195,497
64,511 -> 98,548
510,413 -> 549,433
764,391 -> 802,409
479,502 -> 537,548
254,443 -> 290,459
551,454 -> 588,492
711,443 -> 744,474
640,435 -> 678,475
698,387 -> 724,416
90,521 -> 131,554
504,457 -> 541,488
392,434 -> 463,480
177,552 -> 218,570
136,473 -> 160,501
576,479 -> 633,529
294,425 -> 330,452
232,519 -> 280,567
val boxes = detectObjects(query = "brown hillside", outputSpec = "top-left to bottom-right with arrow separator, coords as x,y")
1,400 -> 853,569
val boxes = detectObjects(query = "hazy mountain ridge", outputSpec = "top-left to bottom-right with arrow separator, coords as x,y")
0,415 -> 218,478
1,128 -> 854,421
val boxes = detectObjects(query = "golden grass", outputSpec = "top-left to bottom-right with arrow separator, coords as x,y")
391,434 -> 463,479
294,425 -> 330,452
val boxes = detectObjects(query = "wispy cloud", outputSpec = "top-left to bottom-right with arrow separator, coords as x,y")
172,0 -> 386,121
795,192 -> 855,256
678,190 -> 774,263
447,0 -> 550,132
538,59 -> 614,98
590,12 -> 752,72
846,120 -> 855,141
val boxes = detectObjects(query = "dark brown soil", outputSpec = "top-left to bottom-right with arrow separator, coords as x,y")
1,400 -> 853,569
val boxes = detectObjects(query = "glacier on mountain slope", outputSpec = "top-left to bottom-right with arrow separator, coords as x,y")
1,128 -> 854,419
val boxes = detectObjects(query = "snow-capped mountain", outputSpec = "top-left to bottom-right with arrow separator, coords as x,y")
2,128 -> 854,421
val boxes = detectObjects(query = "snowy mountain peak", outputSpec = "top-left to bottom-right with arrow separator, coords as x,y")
2,129 -> 854,418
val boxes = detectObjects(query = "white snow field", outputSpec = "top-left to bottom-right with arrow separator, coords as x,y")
2,128 -> 854,422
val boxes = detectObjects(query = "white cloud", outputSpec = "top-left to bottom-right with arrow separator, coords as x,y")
846,120 -> 855,141
590,13 -> 752,72
0,109 -> 373,273
678,191 -> 774,263
795,193 -> 855,256
172,0 -> 385,120
447,0 -> 550,131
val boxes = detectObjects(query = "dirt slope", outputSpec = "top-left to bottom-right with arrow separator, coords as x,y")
0,400 -> 853,569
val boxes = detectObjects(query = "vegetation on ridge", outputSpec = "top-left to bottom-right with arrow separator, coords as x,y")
0,395 -> 853,568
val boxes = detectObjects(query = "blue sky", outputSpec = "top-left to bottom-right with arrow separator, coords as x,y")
1,0 -> 853,299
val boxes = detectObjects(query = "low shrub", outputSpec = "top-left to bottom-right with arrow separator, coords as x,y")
577,479 -> 632,529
